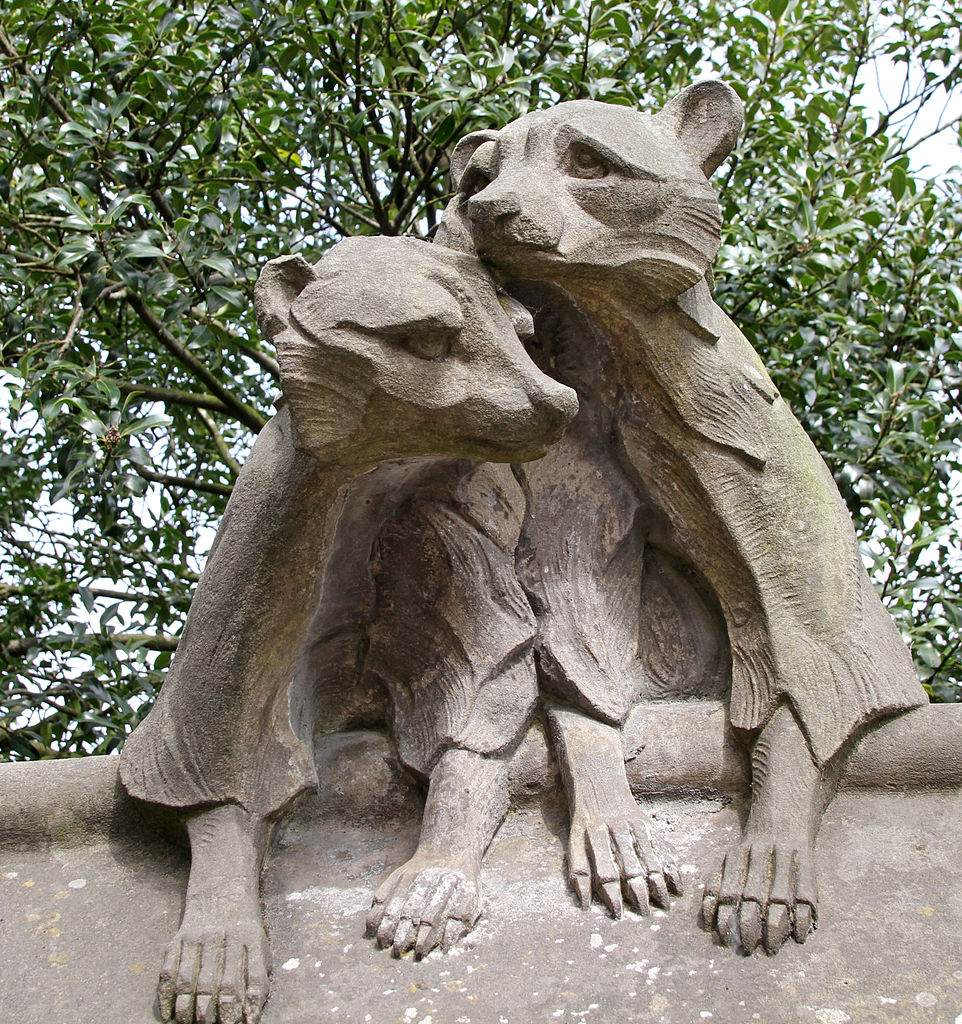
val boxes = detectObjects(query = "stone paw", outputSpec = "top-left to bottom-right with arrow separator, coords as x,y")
158,920 -> 270,1024
567,805 -> 682,918
701,839 -> 818,955
366,858 -> 481,958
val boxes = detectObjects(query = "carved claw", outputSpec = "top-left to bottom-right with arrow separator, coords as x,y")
765,901 -> 792,954
702,840 -> 818,955
367,859 -> 481,958
567,809 -> 681,919
160,923 -> 268,1024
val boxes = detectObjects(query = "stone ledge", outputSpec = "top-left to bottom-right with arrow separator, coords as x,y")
2,780 -> 961,1024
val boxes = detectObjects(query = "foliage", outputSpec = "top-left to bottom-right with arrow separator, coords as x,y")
1,0 -> 961,757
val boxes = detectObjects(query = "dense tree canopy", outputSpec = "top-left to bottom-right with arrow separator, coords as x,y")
1,0 -> 961,758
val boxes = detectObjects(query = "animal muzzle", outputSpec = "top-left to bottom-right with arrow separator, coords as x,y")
526,374 -> 579,444
467,182 -> 564,252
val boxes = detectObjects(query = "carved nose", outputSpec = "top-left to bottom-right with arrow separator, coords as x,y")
467,188 -> 522,226
466,180 -> 563,252
532,376 -> 579,437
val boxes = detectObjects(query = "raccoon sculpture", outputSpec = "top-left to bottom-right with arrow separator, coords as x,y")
119,236 -> 578,1023
449,82 -> 930,953
361,83 -> 929,959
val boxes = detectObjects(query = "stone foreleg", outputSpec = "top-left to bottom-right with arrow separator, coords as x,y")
701,702 -> 832,955
366,747 -> 511,957
160,804 -> 272,1024
361,461 -> 538,956
547,704 -> 682,918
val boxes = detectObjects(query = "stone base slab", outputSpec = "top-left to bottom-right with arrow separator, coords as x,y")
2,715 -> 962,1024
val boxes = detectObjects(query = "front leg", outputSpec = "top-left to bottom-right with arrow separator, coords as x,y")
160,803 -> 271,1024
366,747 -> 508,958
702,701 -> 828,955
548,705 -> 682,917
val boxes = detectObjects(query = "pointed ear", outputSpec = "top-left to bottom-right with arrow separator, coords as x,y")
655,81 -> 744,178
255,254 -> 318,339
449,129 -> 499,190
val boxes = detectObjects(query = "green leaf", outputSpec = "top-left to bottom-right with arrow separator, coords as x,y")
768,0 -> 789,20
123,413 -> 173,436
123,242 -> 169,260
199,255 -> 236,276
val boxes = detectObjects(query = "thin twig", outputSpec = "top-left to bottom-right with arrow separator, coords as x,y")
134,464 -> 233,497
55,287 -> 84,355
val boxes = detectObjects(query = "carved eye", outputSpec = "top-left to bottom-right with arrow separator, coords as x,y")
395,326 -> 459,361
567,143 -> 608,180
384,308 -> 463,361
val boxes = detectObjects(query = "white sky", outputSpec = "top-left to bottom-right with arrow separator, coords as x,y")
860,49 -> 962,179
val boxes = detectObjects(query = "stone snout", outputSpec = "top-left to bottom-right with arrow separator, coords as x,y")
465,173 -> 566,252
460,169 -> 716,312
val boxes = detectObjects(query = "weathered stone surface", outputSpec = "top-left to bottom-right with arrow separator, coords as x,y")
4,703 -> 960,853
2,747 -> 961,1024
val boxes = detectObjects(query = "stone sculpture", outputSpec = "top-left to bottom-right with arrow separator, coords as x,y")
119,235 -> 578,1024
321,81 -> 929,958
119,80 -> 940,1024
428,78 -> 930,952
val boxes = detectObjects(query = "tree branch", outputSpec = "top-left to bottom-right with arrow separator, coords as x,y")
124,291 -> 265,432
197,408 -> 241,477
134,464 -> 233,497
5,632 -> 179,657
117,381 -> 233,413
0,22 -> 71,122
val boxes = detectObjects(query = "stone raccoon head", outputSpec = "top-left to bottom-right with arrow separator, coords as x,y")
255,236 -> 578,465
437,81 -> 743,309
